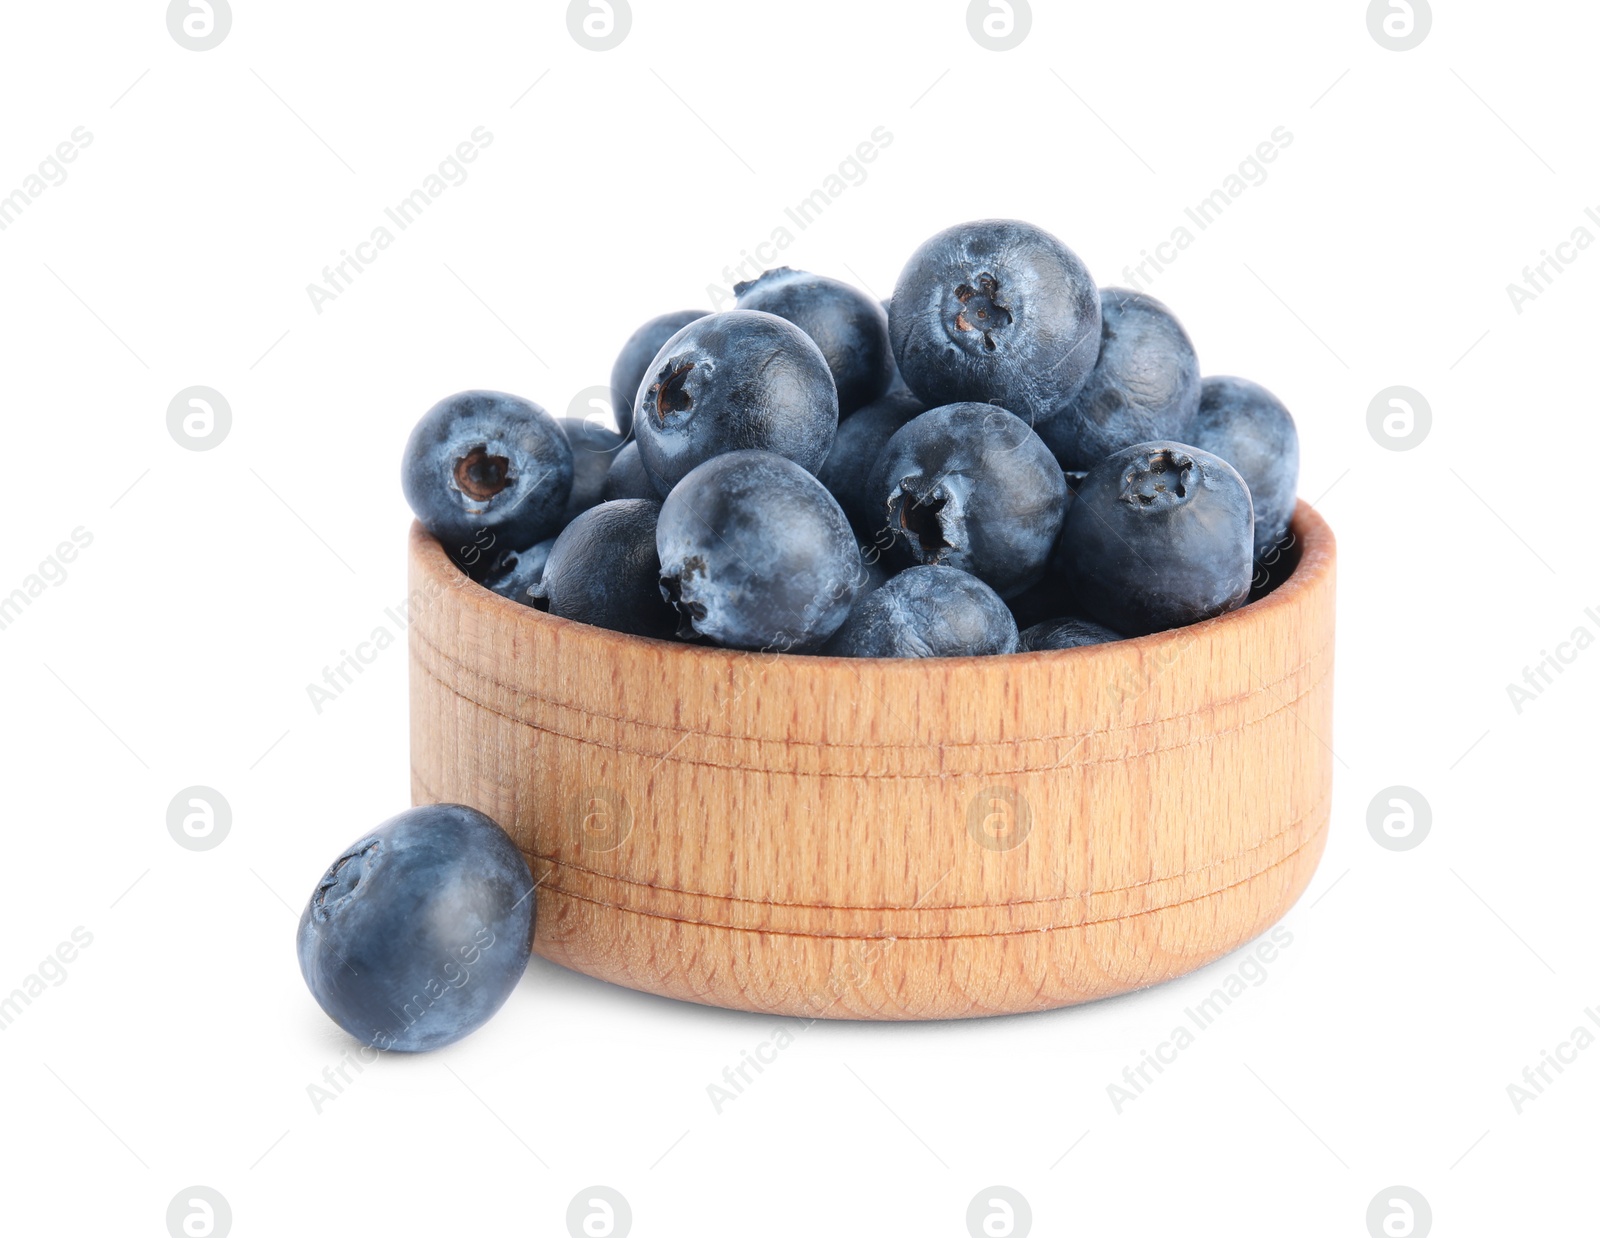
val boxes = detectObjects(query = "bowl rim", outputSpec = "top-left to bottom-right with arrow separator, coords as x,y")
409,498 -> 1334,670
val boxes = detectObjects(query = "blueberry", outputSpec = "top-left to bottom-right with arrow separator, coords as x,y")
656,450 -> 861,650
1037,288 -> 1201,470
816,389 -> 924,532
557,417 -> 625,526
632,310 -> 838,496
297,803 -> 534,1053
825,547 -> 902,646
734,267 -> 894,415
1005,567 -> 1076,631
857,543 -> 893,594
601,440 -> 659,502
868,402 -> 1068,598
881,298 -> 910,394
888,219 -> 1101,425
530,499 -> 678,639
1019,615 -> 1122,651
1001,470 -> 1083,633
821,565 -> 1018,658
480,537 -> 557,608
1054,441 -> 1254,636
1248,540 -> 1302,602
609,309 -> 707,437
1190,376 -> 1300,561
402,391 -> 573,573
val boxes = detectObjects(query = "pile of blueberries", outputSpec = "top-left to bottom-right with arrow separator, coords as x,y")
300,220 -> 1305,1054
403,218 -> 1300,657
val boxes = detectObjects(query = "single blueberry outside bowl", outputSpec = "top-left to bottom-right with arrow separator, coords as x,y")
297,803 -> 534,1052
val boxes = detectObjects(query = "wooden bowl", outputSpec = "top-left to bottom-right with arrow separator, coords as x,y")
408,501 -> 1335,1020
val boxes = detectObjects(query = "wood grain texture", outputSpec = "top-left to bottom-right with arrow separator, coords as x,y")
408,501 -> 1336,1020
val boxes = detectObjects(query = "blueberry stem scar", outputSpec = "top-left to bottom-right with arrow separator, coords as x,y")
650,360 -> 695,425
454,446 -> 513,501
312,838 -> 380,920
897,490 -> 952,558
953,273 -> 1012,350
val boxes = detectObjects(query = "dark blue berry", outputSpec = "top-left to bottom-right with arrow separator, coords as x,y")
531,500 -> 677,639
1019,616 -> 1122,651
557,417 -> 625,526
609,309 -> 707,437
881,298 -> 910,394
1190,376 -> 1299,561
869,402 -> 1067,598
601,440 -> 659,502
1005,571 -> 1073,631
402,391 -> 573,573
297,803 -> 534,1053
1037,288 -> 1201,470
888,219 -> 1100,425
1000,468 -> 1086,628
821,565 -> 1018,658
808,548 -> 899,651
1054,441 -> 1253,636
480,537 -> 557,608
632,310 -> 839,496
816,389 -> 924,532
856,543 -> 893,594
656,450 -> 861,650
734,267 -> 894,415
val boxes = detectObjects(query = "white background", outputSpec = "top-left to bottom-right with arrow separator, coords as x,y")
1,1 -> 1594,1234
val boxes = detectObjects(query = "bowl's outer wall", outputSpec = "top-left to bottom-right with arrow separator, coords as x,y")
408,503 -> 1335,1019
